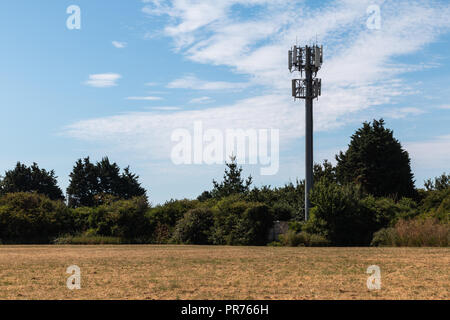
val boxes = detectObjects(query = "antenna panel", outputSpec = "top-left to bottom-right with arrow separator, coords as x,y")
320,45 -> 323,64
288,50 -> 292,71
293,46 -> 298,65
315,46 -> 321,67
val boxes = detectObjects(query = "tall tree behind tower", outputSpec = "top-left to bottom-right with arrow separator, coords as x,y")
335,119 -> 416,199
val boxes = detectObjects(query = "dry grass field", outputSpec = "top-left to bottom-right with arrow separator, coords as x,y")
0,245 -> 448,300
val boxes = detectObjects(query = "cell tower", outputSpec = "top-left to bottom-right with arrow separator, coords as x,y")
288,44 -> 323,221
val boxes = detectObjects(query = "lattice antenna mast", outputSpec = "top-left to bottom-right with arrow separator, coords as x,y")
288,44 -> 323,221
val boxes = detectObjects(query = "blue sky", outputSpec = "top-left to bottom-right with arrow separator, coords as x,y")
0,0 -> 449,204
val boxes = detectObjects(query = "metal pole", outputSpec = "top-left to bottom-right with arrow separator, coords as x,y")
304,46 -> 313,221
288,44 -> 321,221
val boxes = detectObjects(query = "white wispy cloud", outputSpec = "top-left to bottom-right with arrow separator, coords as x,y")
65,94 -> 298,160
405,135 -> 450,169
189,96 -> 214,104
126,96 -> 163,101
438,105 -> 450,109
112,41 -> 127,48
384,107 -> 426,119
167,75 -> 249,90
84,73 -> 121,88
151,106 -> 182,111
70,0 -> 450,166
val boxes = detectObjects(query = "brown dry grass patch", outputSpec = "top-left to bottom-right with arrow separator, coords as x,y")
0,245 -> 448,300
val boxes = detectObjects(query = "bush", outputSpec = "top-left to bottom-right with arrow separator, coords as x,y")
362,196 -> 419,227
419,187 -> 450,223
234,203 -> 273,246
153,222 -> 171,244
209,196 -> 273,246
209,196 -> 248,245
279,230 -> 306,247
146,199 -> 199,242
172,208 -> 214,244
0,192 -> 73,243
308,233 -> 331,246
435,196 -> 450,223
53,234 -> 123,245
370,228 -> 397,247
371,218 -> 449,247
87,196 -> 150,239
271,201 -> 295,221
247,182 -> 305,221
305,179 -> 375,245
71,206 -> 93,234
305,178 -> 423,246
279,230 -> 329,247
288,220 -> 304,233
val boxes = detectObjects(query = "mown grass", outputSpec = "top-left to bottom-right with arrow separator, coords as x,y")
0,245 -> 448,300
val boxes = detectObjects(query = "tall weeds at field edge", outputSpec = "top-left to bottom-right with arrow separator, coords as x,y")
371,218 -> 449,247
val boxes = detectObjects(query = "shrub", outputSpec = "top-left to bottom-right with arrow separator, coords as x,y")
288,220 -> 304,233
234,203 -> 273,246
370,228 -> 397,247
172,208 -> 214,244
419,187 -> 450,223
279,230 -> 329,247
435,196 -> 450,223
85,196 -> 150,240
153,222 -> 171,244
0,192 -> 73,243
308,233 -> 331,246
305,179 -> 422,246
247,182 -> 305,221
210,196 -> 273,246
53,234 -> 123,245
71,206 -> 92,233
271,201 -> 295,221
147,199 -> 200,233
371,218 -> 449,247
362,196 -> 419,227
279,230 -> 306,247
209,195 -> 248,245
108,196 -> 150,239
306,179 -> 376,245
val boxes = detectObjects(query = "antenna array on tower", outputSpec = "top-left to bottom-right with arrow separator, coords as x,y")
288,43 -> 324,221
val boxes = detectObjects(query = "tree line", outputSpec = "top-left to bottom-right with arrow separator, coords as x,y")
0,157 -> 146,206
0,119 -> 448,246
